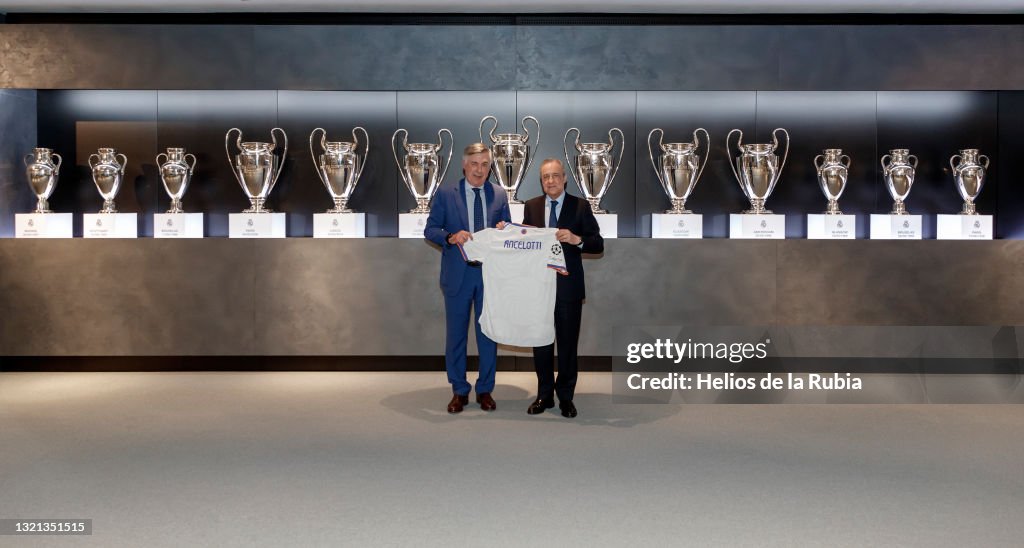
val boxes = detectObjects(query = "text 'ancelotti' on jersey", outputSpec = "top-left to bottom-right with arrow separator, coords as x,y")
503,239 -> 543,250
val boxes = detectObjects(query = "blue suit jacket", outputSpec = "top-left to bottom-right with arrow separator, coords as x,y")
424,178 -> 512,297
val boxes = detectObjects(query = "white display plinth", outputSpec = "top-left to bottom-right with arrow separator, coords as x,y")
807,214 -> 856,240
83,213 -> 138,238
729,214 -> 785,239
15,213 -> 73,238
154,213 -> 204,238
229,213 -> 286,238
652,213 -> 703,239
595,213 -> 618,239
399,213 -> 429,239
870,214 -> 922,239
936,214 -> 992,240
509,203 -> 525,225
313,213 -> 366,238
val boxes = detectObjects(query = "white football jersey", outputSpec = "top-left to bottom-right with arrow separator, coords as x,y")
460,225 -> 568,347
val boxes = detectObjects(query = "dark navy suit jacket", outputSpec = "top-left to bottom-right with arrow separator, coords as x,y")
424,178 -> 512,297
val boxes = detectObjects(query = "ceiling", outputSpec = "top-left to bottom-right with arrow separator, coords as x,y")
1,0 -> 1023,14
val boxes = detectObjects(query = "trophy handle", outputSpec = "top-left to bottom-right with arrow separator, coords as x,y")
51,152 -> 62,173
880,154 -> 891,174
184,153 -> 196,174
353,126 -> 370,184
813,154 -> 824,172
562,127 -> 581,188
88,153 -> 100,170
23,153 -> 33,168
607,128 -> 625,189
391,128 -> 408,186
156,152 -> 168,167
225,128 -> 244,188
773,128 -> 790,178
521,115 -> 541,177
725,129 -> 743,185
840,154 -> 851,169
116,154 -> 128,174
693,127 -> 710,183
269,127 -> 288,194
979,154 -> 990,170
909,154 -> 918,170
479,115 -> 498,144
647,128 -> 665,187
950,154 -> 962,173
433,128 -> 454,199
309,127 -> 328,186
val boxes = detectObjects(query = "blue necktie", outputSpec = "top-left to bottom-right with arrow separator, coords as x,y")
549,199 -> 558,228
473,188 -> 484,232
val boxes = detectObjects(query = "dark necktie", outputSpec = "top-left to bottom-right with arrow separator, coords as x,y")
473,188 -> 484,232
549,199 -> 558,228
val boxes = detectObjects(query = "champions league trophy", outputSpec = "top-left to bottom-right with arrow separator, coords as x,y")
156,148 -> 196,213
392,127 -> 453,214
950,148 -> 989,215
563,127 -> 625,214
88,147 -> 127,213
310,127 -> 369,213
647,127 -> 709,214
225,127 -> 288,213
726,128 -> 789,214
479,115 -> 540,204
881,148 -> 917,215
24,147 -> 62,213
814,148 -> 851,215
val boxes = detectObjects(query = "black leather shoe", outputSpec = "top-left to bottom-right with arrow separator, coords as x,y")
447,394 -> 469,414
559,401 -> 577,418
476,392 -> 497,412
527,397 -> 555,415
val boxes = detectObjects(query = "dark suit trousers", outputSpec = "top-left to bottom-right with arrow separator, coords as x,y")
533,298 -> 583,402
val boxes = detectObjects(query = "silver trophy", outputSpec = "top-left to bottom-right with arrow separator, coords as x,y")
950,149 -> 989,215
479,115 -> 540,204
310,127 -> 369,213
392,128 -> 453,214
814,148 -> 851,215
881,148 -> 918,215
225,128 -> 287,213
726,128 -> 790,214
88,147 -> 127,214
563,127 -> 625,214
156,147 -> 196,214
24,147 -> 62,214
647,127 -> 710,214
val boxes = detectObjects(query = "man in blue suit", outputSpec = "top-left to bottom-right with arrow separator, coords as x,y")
424,142 -> 511,414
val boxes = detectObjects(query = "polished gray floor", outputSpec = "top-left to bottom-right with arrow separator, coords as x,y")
1,372 -> 1022,547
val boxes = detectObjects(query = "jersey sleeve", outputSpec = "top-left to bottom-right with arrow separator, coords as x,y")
545,230 -> 568,274
459,228 -> 492,263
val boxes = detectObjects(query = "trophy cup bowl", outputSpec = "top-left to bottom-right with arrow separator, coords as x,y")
226,128 -> 287,213
310,126 -> 369,213
951,148 -> 989,215
393,128 -> 453,214
88,147 -> 127,214
881,149 -> 917,215
563,127 -> 625,214
727,128 -> 789,215
814,148 -> 851,215
156,147 -> 196,214
648,127 -> 709,214
24,147 -> 62,213
480,115 -> 540,204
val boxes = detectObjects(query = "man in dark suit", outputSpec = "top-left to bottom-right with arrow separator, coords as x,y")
522,158 -> 604,418
424,143 -> 511,414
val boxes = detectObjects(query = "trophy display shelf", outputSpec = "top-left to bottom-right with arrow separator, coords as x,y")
936,214 -> 993,240
154,213 -> 204,238
595,213 -> 618,239
229,212 -> 286,238
15,213 -> 73,238
652,213 -> 703,239
870,214 -> 922,240
509,202 -> 525,225
729,213 -> 785,239
83,213 -> 138,238
398,213 -> 428,238
314,212 -> 366,238
807,214 -> 856,240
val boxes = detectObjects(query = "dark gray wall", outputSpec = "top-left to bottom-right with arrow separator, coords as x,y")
0,90 -> 37,237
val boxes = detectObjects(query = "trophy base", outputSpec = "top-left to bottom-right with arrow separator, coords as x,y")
961,202 -> 979,215
594,213 -> 618,239
314,213 -> 366,238
730,213 -> 785,239
229,212 -> 286,238
807,214 -> 856,240
870,214 -> 922,239
84,213 -> 138,238
15,213 -> 73,238
154,213 -> 204,238
509,202 -> 525,225
399,213 -> 430,239
652,213 -> 703,239
937,214 -> 992,240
